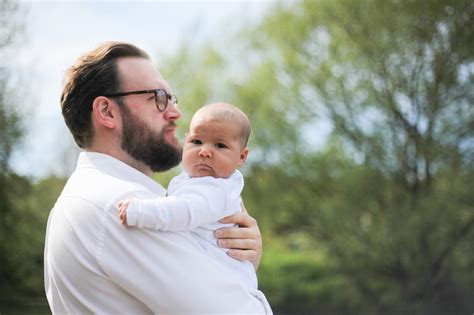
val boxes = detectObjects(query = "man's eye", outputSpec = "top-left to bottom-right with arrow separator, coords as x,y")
216,143 -> 227,149
191,139 -> 202,145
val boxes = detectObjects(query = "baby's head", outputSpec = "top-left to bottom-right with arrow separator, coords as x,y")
182,102 -> 251,178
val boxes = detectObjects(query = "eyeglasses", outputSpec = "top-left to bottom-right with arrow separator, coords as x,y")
104,89 -> 178,112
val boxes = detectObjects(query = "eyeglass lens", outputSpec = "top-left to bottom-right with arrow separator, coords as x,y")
155,90 -> 177,111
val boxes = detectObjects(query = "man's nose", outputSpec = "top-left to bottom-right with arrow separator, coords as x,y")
163,102 -> 182,121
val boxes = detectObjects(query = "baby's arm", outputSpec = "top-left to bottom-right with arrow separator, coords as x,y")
117,176 -> 241,231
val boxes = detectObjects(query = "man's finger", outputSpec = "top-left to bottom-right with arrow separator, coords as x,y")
228,249 -> 258,264
218,238 -> 256,250
215,226 -> 256,240
219,211 -> 257,228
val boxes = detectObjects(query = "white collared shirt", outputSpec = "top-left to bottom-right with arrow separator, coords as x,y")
44,152 -> 266,314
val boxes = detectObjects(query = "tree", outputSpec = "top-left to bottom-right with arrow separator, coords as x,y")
245,0 -> 474,313
0,0 -> 22,283
159,0 -> 474,313
0,0 -> 45,301
0,0 -> 22,174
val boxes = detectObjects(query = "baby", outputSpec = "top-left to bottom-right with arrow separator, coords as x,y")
118,102 -> 272,314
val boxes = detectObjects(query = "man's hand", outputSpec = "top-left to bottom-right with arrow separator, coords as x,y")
215,203 -> 262,270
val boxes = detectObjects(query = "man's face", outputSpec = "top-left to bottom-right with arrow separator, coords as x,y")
116,57 -> 182,172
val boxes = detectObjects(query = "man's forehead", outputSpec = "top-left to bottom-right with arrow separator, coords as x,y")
117,57 -> 170,91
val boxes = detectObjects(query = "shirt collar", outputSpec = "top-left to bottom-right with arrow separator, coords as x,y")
76,152 -> 167,196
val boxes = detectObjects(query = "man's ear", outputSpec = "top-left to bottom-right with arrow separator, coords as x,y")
238,147 -> 250,166
91,96 -> 120,129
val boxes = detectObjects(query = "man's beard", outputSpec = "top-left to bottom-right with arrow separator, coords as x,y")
120,106 -> 182,172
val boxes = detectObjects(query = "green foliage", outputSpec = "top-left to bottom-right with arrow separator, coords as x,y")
247,145 -> 474,314
237,0 -> 474,313
262,0 -> 474,185
0,94 -> 22,173
258,245 -> 357,314
156,0 -> 474,313
0,2 -> 55,310
0,175 -> 65,297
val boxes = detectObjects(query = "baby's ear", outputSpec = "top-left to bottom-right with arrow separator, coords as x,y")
239,147 -> 250,165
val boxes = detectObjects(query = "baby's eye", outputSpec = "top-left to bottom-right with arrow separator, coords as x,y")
191,139 -> 202,145
215,143 -> 227,149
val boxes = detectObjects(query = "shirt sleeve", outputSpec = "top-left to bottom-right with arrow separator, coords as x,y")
125,172 -> 243,231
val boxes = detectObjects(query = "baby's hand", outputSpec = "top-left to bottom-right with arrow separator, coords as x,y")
118,199 -> 131,226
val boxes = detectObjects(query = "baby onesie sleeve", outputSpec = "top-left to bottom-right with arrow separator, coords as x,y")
126,171 -> 244,231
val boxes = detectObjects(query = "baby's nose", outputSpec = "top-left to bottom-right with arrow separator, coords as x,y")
199,147 -> 212,157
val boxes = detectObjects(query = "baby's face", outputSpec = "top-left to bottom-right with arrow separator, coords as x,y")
182,118 -> 248,178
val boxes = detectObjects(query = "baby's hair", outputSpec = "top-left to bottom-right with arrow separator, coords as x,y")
197,102 -> 251,148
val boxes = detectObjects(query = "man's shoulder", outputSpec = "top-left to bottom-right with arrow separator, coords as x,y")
60,167 -> 158,209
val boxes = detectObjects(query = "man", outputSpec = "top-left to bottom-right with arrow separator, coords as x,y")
44,42 -> 265,314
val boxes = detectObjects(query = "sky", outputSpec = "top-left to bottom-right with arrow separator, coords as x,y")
8,0 -> 275,178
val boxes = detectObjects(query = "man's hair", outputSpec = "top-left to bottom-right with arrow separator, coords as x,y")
61,41 -> 149,148
198,102 -> 251,148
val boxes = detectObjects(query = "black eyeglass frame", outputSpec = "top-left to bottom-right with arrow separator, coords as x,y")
104,89 -> 177,112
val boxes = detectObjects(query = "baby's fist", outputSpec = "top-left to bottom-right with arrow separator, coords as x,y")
118,199 -> 131,226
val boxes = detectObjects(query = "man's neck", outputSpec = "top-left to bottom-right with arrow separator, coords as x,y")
85,145 -> 153,177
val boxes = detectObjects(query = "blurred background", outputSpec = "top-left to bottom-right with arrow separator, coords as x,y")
1,0 -> 473,314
